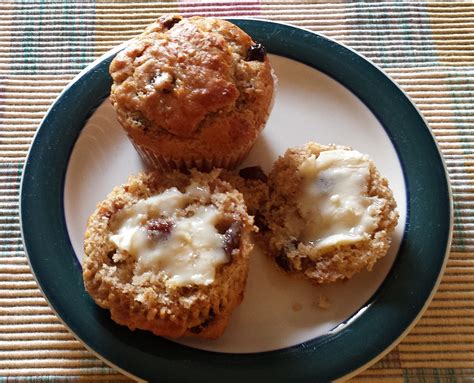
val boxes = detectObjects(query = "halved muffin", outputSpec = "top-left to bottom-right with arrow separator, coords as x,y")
262,142 -> 399,284
83,170 -> 255,339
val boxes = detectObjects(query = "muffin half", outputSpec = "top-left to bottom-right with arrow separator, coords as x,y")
109,14 -> 275,170
83,170 -> 255,339
262,143 -> 399,284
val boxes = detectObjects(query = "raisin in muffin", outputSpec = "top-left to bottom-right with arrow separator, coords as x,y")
221,166 -> 269,224
83,170 -> 255,339
262,143 -> 399,284
109,14 -> 275,171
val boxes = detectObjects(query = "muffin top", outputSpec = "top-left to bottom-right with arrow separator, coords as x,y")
109,14 -> 274,140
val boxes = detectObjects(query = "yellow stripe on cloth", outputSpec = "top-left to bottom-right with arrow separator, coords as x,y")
428,3 -> 474,66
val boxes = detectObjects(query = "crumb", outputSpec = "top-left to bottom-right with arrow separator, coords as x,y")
292,302 -> 303,312
314,294 -> 330,310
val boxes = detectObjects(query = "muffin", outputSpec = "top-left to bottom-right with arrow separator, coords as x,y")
262,143 -> 399,284
83,170 -> 255,339
109,14 -> 275,170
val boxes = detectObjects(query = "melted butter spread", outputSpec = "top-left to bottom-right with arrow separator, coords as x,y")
109,186 -> 227,288
298,150 -> 380,250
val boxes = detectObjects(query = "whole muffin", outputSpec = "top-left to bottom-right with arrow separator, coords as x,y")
83,170 -> 255,339
262,143 -> 399,284
109,14 -> 275,170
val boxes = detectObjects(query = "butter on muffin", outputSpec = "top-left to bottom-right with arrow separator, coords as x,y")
83,170 -> 255,339
262,143 -> 399,284
109,14 -> 275,170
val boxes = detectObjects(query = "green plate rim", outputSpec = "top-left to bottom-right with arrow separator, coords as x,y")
20,19 -> 452,382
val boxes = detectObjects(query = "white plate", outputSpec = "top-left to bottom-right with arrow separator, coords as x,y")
64,54 -> 406,353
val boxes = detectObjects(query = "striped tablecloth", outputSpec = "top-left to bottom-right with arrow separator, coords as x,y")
1,1 -> 473,381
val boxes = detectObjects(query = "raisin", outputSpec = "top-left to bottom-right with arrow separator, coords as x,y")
145,218 -> 174,240
206,308 -> 215,322
223,221 -> 242,257
275,240 -> 299,272
161,15 -> 182,30
239,166 -> 267,182
189,326 -> 201,334
254,212 -> 269,232
246,43 -> 266,62
275,251 -> 292,271
189,309 -> 215,334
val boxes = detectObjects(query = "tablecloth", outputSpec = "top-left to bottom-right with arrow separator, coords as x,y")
1,1 -> 473,381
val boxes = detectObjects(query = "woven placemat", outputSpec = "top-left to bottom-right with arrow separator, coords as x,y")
1,1 -> 473,381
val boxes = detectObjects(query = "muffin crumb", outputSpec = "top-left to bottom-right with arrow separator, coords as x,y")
315,294 -> 330,310
292,302 -> 303,312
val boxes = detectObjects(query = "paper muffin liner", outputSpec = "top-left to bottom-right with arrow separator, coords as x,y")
131,140 -> 254,171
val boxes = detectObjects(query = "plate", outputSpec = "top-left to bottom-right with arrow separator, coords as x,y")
20,19 -> 452,381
